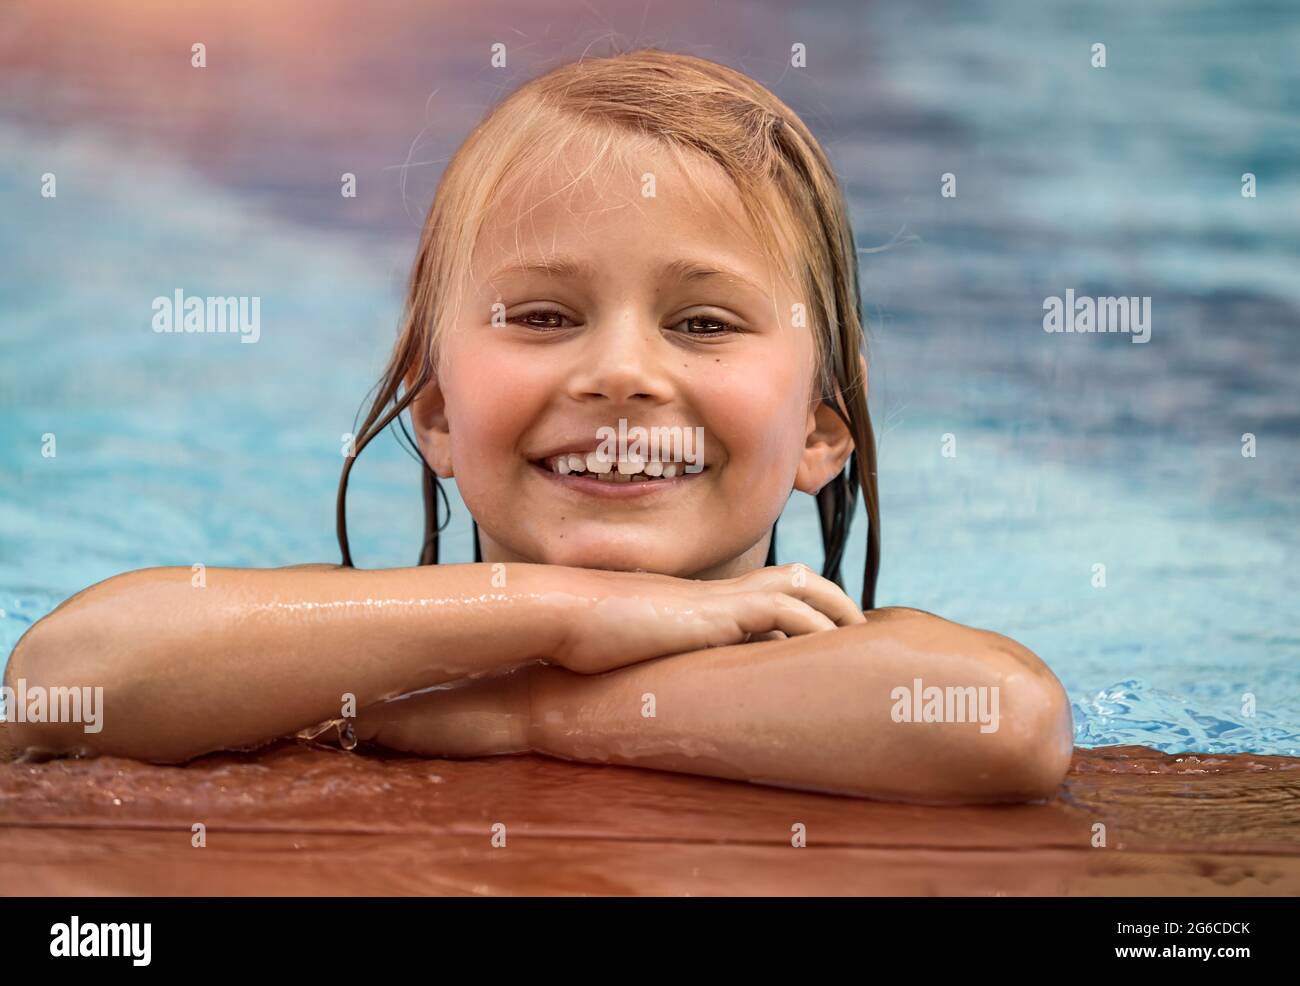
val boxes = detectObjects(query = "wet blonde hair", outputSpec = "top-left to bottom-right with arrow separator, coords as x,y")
338,49 -> 880,608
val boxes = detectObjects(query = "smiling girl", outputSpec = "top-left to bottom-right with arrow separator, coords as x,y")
3,51 -> 1073,802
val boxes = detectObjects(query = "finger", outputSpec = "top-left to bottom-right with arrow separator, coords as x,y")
734,591 -> 838,639
738,566 -> 865,628
795,584 -> 867,627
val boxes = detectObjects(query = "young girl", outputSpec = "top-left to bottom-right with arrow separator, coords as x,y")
2,51 -> 1072,803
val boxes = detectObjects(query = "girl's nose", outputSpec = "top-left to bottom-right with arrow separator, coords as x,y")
566,312 -> 674,404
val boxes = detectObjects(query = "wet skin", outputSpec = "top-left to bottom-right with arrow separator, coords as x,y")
1,143 -> 1073,802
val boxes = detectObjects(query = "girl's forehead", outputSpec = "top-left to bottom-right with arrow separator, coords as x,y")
474,137 -> 769,267
483,137 -> 738,234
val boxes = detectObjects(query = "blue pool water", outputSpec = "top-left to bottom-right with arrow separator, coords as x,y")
1,0 -> 1297,754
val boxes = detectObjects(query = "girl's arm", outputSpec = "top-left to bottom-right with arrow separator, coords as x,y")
2,563 -> 568,763
2,563 -> 861,763
356,607 -> 1074,803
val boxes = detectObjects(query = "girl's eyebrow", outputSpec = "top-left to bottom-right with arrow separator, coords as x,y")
488,257 -> 594,282
489,256 -> 767,294
662,258 -> 766,294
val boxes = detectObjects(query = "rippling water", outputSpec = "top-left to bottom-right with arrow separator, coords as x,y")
1,0 -> 1296,754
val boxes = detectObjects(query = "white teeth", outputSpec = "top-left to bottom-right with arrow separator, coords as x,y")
544,451 -> 700,480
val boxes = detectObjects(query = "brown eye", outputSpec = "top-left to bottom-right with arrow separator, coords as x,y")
675,315 -> 738,336
511,310 -> 569,330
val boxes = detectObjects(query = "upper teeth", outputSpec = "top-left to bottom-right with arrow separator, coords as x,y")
549,453 -> 682,479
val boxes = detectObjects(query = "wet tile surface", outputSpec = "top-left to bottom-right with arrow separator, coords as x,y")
2,743 -> 1297,895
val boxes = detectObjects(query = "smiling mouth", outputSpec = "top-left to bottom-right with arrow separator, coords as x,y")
530,452 -> 707,486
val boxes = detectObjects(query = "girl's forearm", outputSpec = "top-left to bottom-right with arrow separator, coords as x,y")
360,609 -> 1073,803
3,563 -> 574,762
524,610 -> 1073,802
522,613 -> 1071,806
354,666 -> 534,758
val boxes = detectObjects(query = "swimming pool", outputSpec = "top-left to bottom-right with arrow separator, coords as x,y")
1,0 -> 1296,755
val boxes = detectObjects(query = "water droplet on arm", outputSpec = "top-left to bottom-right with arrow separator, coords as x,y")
338,721 -> 358,751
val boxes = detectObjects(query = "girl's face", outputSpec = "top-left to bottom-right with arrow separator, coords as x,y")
415,140 -> 852,579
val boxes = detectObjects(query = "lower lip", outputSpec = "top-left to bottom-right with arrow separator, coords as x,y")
530,461 -> 707,498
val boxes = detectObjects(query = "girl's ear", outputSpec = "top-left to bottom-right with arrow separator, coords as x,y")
794,355 -> 868,495
409,374 -> 455,478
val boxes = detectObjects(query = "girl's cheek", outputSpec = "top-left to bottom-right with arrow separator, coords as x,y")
698,355 -> 809,468
445,338 -> 557,456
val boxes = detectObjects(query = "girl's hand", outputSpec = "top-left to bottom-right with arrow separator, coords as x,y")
554,564 -> 865,674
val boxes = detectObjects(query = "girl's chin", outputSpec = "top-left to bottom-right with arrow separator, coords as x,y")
530,540 -> 701,576
544,551 -> 680,575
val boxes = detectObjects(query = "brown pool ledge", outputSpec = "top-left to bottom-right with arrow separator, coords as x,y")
1,743 -> 1297,895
